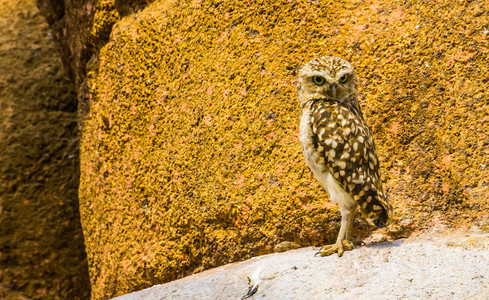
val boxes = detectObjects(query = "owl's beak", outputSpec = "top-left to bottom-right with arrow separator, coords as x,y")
327,84 -> 337,99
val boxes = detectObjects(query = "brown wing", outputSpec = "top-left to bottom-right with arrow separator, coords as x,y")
309,100 -> 392,226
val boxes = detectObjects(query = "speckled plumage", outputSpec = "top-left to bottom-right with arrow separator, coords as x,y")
297,56 -> 393,257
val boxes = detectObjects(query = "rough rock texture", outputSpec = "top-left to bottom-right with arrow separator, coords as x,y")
113,232 -> 489,300
0,0 -> 90,298
36,0 -> 489,299
35,0 -> 153,88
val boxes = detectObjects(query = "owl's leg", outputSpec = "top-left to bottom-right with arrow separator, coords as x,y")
316,205 -> 356,257
344,205 -> 357,242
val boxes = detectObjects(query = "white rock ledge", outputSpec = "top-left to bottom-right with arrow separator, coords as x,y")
113,233 -> 489,300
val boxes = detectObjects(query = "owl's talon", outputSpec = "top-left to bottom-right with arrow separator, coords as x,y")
342,240 -> 354,250
316,240 -> 354,257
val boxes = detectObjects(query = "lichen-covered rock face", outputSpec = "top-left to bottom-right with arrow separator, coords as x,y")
78,0 -> 489,298
36,0 -> 153,88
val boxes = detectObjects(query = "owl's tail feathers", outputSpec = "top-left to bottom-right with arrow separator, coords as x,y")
374,198 -> 389,228
373,214 -> 388,228
359,190 -> 390,228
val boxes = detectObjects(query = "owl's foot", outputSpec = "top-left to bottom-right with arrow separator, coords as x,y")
315,240 -> 354,257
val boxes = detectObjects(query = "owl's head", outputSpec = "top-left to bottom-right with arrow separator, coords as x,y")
297,56 -> 358,107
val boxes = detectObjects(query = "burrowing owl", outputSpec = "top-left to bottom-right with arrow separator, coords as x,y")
297,56 -> 393,257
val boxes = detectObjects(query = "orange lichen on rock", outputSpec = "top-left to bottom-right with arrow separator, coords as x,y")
78,0 -> 489,298
90,0 -> 121,47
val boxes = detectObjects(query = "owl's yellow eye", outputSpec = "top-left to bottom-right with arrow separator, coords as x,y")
339,74 -> 348,83
312,76 -> 325,85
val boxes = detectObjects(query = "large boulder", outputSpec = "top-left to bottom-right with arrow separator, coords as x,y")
0,0 -> 90,298
39,0 -> 489,298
